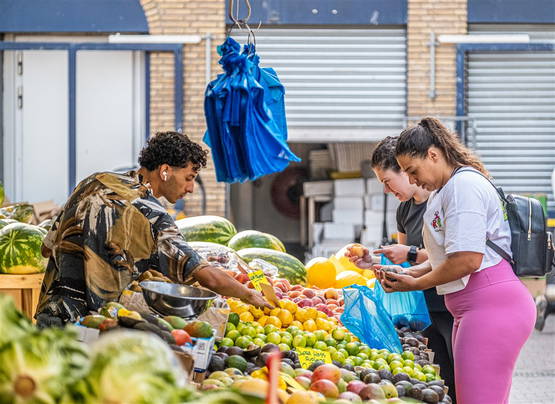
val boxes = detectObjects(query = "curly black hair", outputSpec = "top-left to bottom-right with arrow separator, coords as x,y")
371,136 -> 401,172
138,131 -> 208,172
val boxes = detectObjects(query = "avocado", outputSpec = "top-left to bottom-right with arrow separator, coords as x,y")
208,355 -> 226,372
227,346 -> 244,357
164,315 -> 187,330
429,385 -> 445,401
396,385 -> 406,397
363,372 -> 382,384
308,360 -> 325,372
359,383 -> 386,400
225,355 -> 248,372
81,315 -> 108,329
227,313 -> 240,327
422,388 -> 440,403
392,372 -> 410,384
378,369 -> 393,381
184,320 -> 214,338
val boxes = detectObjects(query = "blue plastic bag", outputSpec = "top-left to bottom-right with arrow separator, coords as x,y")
340,285 -> 403,353
203,38 -> 300,183
376,256 -> 431,331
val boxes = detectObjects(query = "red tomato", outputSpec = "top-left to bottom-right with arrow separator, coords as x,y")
171,329 -> 192,346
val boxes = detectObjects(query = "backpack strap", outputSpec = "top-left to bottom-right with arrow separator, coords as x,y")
453,167 -> 515,267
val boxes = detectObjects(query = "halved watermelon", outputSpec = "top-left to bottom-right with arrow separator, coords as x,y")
0,223 -> 47,274
228,230 -> 286,252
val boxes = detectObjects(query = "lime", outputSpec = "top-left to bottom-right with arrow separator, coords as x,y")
344,358 -> 355,367
359,346 -> 372,356
426,373 -> 436,382
331,328 -> 346,341
351,356 -> 363,366
403,359 -> 414,368
357,352 -> 369,361
286,326 -> 300,335
264,324 -> 278,334
313,341 -> 328,351
362,360 -> 372,368
343,334 -> 352,343
225,323 -> 236,333
338,348 -> 349,358
392,367 -> 405,376
414,363 -> 423,371
255,333 -> 267,342
345,342 -> 360,356
266,332 -> 281,345
324,337 -> 337,347
401,351 -> 415,361
372,362 -> 381,370
377,363 -> 391,372
314,330 -> 327,341
235,336 -> 252,349
255,325 -> 265,335
253,337 -> 266,347
280,333 -> 293,346
236,322 -> 248,333
226,330 -> 241,341
422,365 -> 436,375
241,326 -> 257,338
415,371 -> 428,382
293,334 -> 307,348
403,366 -> 414,376
220,337 -> 234,347
387,353 -> 402,363
326,346 -> 338,355
331,351 -> 346,364
279,343 -> 290,352
305,332 -> 317,347
389,360 -> 403,370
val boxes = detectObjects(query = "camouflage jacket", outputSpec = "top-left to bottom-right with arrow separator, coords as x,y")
36,171 -> 208,325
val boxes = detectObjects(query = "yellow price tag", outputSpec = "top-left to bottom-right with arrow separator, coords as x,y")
295,347 -> 332,369
280,372 -> 304,390
248,270 -> 270,292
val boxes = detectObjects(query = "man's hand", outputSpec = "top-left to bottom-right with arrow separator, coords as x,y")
374,244 -> 410,265
241,289 -> 273,309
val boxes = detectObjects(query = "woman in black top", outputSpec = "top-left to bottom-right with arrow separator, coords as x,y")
368,136 -> 456,403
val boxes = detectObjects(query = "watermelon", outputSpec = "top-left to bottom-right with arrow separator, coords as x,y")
176,216 -> 237,245
0,204 -> 34,223
187,241 -> 235,254
0,223 -> 47,274
0,219 -> 17,230
228,230 -> 286,252
236,248 -> 307,285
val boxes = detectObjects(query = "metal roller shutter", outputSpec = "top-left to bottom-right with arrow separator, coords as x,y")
232,28 -> 407,142
467,25 -> 555,209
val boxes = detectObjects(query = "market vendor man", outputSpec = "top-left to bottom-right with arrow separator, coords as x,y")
36,131 -> 270,327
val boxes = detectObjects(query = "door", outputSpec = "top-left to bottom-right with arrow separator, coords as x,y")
2,36 -> 145,205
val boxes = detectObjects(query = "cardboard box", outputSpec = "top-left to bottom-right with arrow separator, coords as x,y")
323,223 -> 355,240
332,209 -> 363,224
334,179 -> 365,196
304,181 -> 333,197
366,179 -> 384,195
333,196 -> 364,211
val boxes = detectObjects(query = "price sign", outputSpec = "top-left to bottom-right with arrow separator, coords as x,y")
295,347 -> 332,369
247,270 -> 270,292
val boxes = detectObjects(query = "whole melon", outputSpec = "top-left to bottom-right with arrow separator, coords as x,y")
175,216 -> 237,245
0,223 -> 47,274
236,248 -> 306,286
0,219 -> 17,230
228,230 -> 286,252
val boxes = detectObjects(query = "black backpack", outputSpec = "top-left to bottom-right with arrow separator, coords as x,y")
456,168 -> 554,277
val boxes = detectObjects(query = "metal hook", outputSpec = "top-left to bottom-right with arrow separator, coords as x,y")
227,0 -> 252,35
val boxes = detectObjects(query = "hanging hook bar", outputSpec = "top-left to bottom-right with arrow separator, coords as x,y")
228,0 -> 252,35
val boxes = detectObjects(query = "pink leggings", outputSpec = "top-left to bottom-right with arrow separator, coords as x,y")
444,260 -> 536,404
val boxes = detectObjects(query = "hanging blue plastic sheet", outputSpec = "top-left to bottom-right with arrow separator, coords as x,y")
340,285 -> 403,353
204,37 -> 300,183
376,256 -> 431,331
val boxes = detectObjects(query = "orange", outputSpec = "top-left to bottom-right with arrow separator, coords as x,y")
316,311 -> 327,319
257,315 -> 269,326
316,318 -> 331,331
250,306 -> 264,319
306,257 -> 337,289
305,307 -> 318,320
270,307 -> 282,317
280,300 -> 297,314
266,316 -> 282,329
295,308 -> 308,323
303,319 -> 317,332
278,310 -> 294,327
234,303 -> 250,314
239,311 -> 254,322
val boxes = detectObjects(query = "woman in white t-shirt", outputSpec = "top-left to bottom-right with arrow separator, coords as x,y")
376,117 -> 536,404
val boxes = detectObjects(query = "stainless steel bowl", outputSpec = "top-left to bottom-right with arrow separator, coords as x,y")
140,281 -> 217,319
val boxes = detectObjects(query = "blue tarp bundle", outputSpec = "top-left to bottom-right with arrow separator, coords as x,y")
204,37 -> 300,183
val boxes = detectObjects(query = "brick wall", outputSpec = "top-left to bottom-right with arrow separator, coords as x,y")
407,0 -> 467,119
140,0 -> 227,216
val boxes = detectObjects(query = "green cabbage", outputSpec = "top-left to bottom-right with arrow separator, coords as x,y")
75,330 -> 187,404
0,326 -> 88,404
